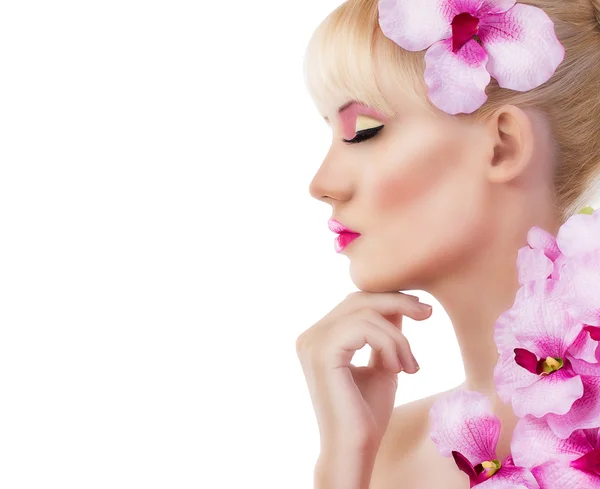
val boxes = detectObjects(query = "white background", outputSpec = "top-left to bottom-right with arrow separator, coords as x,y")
6,1 -> 596,487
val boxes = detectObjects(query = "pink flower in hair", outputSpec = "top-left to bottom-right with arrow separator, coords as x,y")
378,0 -> 565,114
429,389 -> 539,488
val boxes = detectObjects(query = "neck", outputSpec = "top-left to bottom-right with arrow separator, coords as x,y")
431,243 -> 519,395
425,208 -> 561,457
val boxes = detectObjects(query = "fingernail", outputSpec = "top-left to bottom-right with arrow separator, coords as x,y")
418,302 -> 432,311
412,356 -> 420,370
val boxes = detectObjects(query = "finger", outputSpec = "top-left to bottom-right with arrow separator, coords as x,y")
361,309 -> 419,374
328,291 -> 431,323
368,313 -> 403,369
382,312 -> 403,331
327,317 -> 402,373
367,341 -> 404,372
363,321 -> 403,373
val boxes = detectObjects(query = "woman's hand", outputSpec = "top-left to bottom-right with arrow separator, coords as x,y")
295,291 -> 432,455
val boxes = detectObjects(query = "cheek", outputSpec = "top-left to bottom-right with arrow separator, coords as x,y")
368,141 -> 459,211
370,167 -> 424,210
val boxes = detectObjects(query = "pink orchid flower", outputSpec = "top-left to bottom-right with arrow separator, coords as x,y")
493,279 -> 600,439
567,325 -> 600,377
553,207 -> 600,326
430,389 -> 539,488
378,0 -> 565,114
517,226 -> 564,285
511,416 -> 600,488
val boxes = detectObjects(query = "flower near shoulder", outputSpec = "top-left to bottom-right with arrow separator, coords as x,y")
493,279 -> 600,440
511,416 -> 600,488
516,226 -> 565,285
553,206 -> 600,327
493,206 -> 600,440
429,389 -> 539,488
429,206 -> 600,487
377,0 -> 565,115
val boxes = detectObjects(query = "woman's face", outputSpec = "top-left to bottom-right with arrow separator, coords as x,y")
309,87 -> 497,293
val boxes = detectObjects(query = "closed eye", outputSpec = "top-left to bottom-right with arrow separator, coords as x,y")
343,124 -> 384,144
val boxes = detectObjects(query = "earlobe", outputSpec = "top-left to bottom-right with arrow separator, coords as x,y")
487,105 -> 534,183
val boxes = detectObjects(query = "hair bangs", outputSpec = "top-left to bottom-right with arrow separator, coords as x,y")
303,0 -> 424,121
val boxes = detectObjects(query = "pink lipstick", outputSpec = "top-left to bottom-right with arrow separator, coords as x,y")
328,219 -> 361,253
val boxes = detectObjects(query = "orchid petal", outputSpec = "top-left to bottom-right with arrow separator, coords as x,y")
556,211 -> 600,257
378,0 -> 452,52
532,460 -> 600,489
494,351 -> 538,405
452,450 -> 479,480
559,253 -> 600,326
430,389 -> 499,464
511,368 -> 583,418
511,416 -> 590,469
568,348 -> 600,378
476,464 -> 539,489
550,253 -> 567,280
447,0 -> 516,17
514,348 -> 540,375
545,376 -> 600,439
494,306 -> 519,355
583,428 -> 600,449
478,4 -> 565,91
568,327 -> 600,364
586,325 -> 600,341
527,226 -> 562,262
517,247 -> 553,285
511,280 -> 582,359
423,38 -> 490,115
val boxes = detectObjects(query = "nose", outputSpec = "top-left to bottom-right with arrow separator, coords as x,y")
308,147 -> 353,203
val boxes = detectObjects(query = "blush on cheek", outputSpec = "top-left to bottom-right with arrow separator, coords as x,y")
371,163 -> 435,210
371,133 -> 463,210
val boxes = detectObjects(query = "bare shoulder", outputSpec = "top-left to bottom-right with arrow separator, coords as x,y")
373,391 -> 444,464
369,385 -> 466,489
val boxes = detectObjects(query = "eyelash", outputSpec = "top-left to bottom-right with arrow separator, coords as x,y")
342,125 -> 385,144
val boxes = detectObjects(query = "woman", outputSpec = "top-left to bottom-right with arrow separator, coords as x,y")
295,0 -> 600,487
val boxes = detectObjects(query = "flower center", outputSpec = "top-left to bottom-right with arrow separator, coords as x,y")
451,12 -> 480,52
475,459 -> 502,479
571,449 -> 600,476
514,348 -> 567,376
452,451 -> 501,485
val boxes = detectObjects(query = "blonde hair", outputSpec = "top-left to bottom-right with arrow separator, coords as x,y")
303,0 -> 600,224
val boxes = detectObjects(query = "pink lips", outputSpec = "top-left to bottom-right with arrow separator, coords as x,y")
328,219 -> 361,253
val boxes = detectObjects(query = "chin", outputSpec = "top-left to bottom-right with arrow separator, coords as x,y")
349,267 -> 406,293
349,257 -> 427,292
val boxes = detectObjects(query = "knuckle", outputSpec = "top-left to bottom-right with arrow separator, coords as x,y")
295,333 -> 306,350
295,327 -> 317,353
344,291 -> 364,302
356,307 -> 379,321
383,333 -> 397,349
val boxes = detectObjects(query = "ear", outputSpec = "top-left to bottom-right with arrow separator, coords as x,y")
485,105 -> 535,184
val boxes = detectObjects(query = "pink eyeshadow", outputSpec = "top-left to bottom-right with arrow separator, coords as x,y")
338,102 -> 390,140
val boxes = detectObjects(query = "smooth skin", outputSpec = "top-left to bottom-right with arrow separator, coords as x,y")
296,291 -> 432,489
298,58 -> 563,489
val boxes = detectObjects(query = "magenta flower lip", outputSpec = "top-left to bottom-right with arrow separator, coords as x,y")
514,348 -> 571,375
